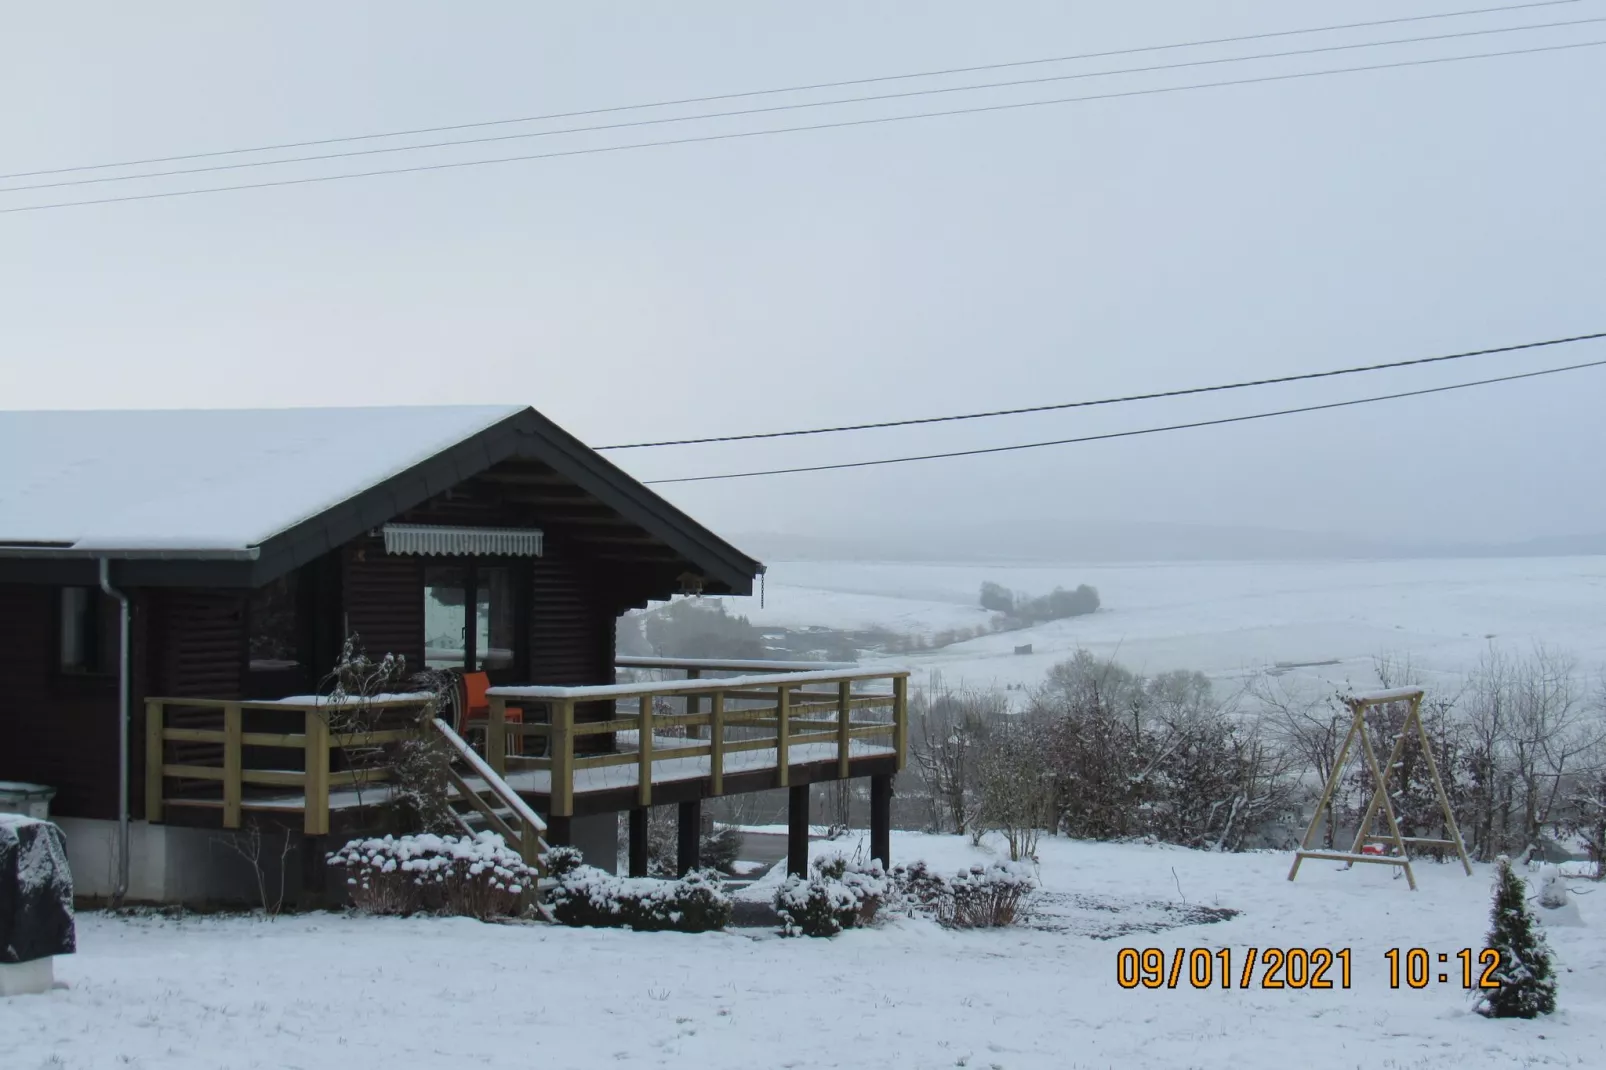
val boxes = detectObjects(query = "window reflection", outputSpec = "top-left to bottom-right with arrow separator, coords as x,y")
425,565 -> 514,672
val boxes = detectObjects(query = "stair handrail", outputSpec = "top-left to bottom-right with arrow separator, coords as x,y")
430,716 -> 549,836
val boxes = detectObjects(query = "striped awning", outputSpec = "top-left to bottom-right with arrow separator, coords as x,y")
381,524 -> 544,557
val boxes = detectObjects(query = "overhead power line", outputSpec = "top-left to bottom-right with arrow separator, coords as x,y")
0,0 -> 1577,183
4,37 -> 1601,217
6,14 -> 1601,196
640,357 -> 1606,484
596,332 -> 1606,450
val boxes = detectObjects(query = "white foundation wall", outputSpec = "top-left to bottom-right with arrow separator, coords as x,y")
52,818 -> 286,906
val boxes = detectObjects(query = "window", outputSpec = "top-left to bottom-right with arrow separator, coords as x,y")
424,564 -> 515,672
424,566 -> 469,669
59,587 -> 111,674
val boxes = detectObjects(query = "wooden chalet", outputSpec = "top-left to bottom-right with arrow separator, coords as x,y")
0,405 -> 907,905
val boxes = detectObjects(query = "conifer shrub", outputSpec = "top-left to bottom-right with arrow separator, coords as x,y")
699,825 -> 745,873
1477,856 -> 1558,1019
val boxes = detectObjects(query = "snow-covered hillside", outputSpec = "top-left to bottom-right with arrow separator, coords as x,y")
742,556 -> 1606,694
4,834 -> 1601,1069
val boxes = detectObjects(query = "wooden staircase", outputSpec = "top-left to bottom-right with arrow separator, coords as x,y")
430,717 -> 549,871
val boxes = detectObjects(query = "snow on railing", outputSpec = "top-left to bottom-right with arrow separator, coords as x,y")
615,656 -> 857,674
488,666 -> 902,701
484,666 -> 910,818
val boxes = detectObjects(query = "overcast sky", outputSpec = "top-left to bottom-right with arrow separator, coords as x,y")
3,2 -> 1603,548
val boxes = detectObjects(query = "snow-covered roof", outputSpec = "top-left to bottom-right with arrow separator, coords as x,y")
0,405 -> 523,553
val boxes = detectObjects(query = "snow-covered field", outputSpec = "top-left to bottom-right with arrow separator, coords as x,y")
746,557 -> 1606,695
5,833 -> 1602,1070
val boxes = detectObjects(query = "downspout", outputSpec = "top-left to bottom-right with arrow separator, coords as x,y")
99,558 -> 131,906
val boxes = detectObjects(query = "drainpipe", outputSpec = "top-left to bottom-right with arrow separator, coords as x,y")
99,558 -> 131,906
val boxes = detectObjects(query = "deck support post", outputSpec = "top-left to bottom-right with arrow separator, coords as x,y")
629,807 -> 650,878
787,784 -> 810,877
545,815 -> 572,848
870,774 -> 893,870
299,831 -> 327,907
677,799 -> 701,876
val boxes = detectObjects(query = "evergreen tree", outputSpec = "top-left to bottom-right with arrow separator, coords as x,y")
1477,856 -> 1557,1019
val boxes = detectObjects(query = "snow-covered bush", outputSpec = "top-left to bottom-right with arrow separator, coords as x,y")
774,855 -> 889,937
542,844 -> 585,878
548,864 -> 732,933
943,862 -> 1038,928
888,860 -> 948,915
1477,856 -> 1557,1019
328,832 -> 538,920
889,859 -> 1038,929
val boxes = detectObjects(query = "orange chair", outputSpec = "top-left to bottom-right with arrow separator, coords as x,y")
459,671 -> 525,757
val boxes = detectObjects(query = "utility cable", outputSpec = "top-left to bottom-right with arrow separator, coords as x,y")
639,357 -> 1606,484
596,332 -> 1606,450
3,37 -> 1599,216
0,0 -> 1578,182
5,14 -> 1601,195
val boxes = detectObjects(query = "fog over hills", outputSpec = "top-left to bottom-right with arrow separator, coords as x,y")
732,521 -> 1606,564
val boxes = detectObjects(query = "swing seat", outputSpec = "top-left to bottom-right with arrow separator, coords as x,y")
1360,844 -> 1386,856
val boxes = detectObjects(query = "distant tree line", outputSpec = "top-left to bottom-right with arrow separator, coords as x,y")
979,581 -> 1100,623
910,650 -> 1290,857
622,598 -> 767,661
908,644 -> 1606,873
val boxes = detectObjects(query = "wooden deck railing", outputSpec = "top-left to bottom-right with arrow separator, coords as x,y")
145,662 -> 909,834
487,666 -> 909,817
144,695 -> 432,834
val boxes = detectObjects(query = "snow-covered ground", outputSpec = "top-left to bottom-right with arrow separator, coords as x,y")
5,833 -> 1602,1069
745,557 -> 1606,695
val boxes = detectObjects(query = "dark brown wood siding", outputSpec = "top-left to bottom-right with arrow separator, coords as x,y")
150,590 -> 248,699
0,584 -> 123,820
529,541 -> 615,686
342,536 -> 425,668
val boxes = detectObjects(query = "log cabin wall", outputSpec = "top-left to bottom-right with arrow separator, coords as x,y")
381,476 -> 622,689
341,536 -> 424,669
0,583 -> 123,820
3,465 -> 658,822
371,477 -> 624,749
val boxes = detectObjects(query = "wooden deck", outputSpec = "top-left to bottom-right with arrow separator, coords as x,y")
146,660 -> 909,835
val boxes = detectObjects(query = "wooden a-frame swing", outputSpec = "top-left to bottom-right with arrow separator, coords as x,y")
1287,687 -> 1472,891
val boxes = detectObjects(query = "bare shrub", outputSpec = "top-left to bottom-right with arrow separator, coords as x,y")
1032,652 -> 1293,850
943,862 -> 1038,928
890,859 -> 1037,929
213,822 -> 295,916
908,681 -> 1008,836
974,716 -> 1053,861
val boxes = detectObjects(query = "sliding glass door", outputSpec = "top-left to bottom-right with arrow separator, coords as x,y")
423,563 -> 516,672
